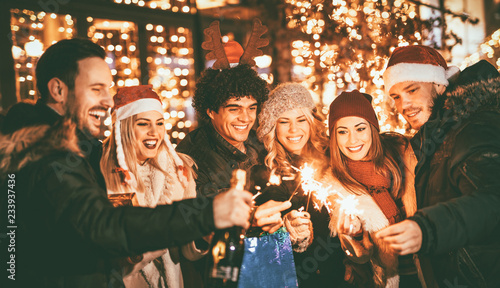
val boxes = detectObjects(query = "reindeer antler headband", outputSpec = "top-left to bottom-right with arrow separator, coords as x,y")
202,19 -> 269,69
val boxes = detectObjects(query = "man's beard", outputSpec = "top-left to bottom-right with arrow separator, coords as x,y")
428,85 -> 444,117
64,90 -> 87,135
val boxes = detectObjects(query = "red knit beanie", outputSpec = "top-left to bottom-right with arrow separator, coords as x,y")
328,90 -> 379,134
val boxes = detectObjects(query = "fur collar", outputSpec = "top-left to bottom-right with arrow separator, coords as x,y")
430,75 -> 500,122
0,119 -> 81,173
443,77 -> 500,120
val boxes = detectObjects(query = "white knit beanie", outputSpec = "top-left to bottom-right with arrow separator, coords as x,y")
257,83 -> 315,141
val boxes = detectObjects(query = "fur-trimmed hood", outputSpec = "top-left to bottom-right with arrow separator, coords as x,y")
443,76 -> 500,120
0,119 -> 81,174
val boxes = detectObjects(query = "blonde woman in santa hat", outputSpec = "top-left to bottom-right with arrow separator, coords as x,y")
255,82 -> 348,287
327,90 -> 421,288
101,85 -> 205,288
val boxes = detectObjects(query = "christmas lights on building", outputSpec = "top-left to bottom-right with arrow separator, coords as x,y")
283,0 -> 429,134
5,1 -> 498,137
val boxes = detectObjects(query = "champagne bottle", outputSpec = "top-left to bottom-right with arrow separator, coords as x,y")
206,169 -> 246,288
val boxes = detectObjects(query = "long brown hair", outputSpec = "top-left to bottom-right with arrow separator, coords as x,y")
262,107 -> 329,175
329,122 -> 407,198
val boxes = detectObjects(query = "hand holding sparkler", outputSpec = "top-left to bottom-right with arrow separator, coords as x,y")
291,163 -> 360,217
336,194 -> 364,236
284,208 -> 313,252
252,200 -> 291,234
337,210 -> 362,237
375,219 -> 422,255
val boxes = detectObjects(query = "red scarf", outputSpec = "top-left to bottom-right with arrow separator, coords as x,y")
346,159 -> 402,224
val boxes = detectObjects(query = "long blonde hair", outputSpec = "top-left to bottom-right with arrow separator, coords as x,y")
329,122 -> 407,198
101,114 -> 173,193
262,107 -> 329,175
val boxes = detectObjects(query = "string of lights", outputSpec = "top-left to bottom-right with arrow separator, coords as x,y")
284,0 -> 428,134
460,28 -> 500,71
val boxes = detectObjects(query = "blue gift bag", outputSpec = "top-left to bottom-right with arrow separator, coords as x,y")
238,229 -> 298,288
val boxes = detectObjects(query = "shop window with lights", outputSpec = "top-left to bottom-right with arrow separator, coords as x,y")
146,24 -> 195,145
87,18 -> 141,95
10,9 -> 76,102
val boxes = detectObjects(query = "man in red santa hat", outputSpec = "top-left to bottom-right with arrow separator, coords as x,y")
377,45 -> 500,287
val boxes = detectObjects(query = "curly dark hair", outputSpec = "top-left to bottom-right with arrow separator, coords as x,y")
193,64 -> 269,122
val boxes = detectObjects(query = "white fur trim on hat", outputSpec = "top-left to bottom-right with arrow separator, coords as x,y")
116,98 -> 163,121
383,63 -> 448,93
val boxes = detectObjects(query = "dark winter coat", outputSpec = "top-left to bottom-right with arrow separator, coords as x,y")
408,61 -> 500,288
1,102 -> 106,189
176,124 -> 265,197
0,108 -> 215,288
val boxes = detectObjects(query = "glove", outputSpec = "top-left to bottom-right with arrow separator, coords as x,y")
283,210 -> 313,252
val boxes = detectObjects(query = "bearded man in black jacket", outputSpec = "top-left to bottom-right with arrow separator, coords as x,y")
0,38 -> 253,288
376,45 -> 500,288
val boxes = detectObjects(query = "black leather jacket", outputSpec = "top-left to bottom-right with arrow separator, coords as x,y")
409,61 -> 500,288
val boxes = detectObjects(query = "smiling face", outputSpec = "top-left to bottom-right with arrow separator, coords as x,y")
276,108 -> 311,155
389,81 -> 442,130
133,110 -> 165,163
68,57 -> 113,138
207,96 -> 258,151
335,116 -> 372,161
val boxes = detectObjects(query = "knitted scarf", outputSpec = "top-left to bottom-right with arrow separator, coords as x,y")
346,159 -> 403,225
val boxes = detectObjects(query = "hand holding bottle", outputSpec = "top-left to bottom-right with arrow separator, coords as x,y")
208,169 -> 249,287
213,185 -> 253,230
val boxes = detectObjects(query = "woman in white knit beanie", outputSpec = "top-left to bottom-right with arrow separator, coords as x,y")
255,82 -> 347,287
101,85 -> 205,288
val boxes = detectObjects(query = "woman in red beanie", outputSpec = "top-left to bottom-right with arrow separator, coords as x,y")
101,85 -> 205,288
327,90 -> 422,288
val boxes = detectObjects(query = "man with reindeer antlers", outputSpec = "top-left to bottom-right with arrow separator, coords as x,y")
177,19 -> 317,287
177,19 -> 295,234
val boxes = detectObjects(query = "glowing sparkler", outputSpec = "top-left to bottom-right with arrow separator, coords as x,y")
313,185 -> 334,213
252,191 -> 261,201
336,194 -> 363,216
291,163 -> 363,218
336,194 -> 364,235
268,172 -> 281,186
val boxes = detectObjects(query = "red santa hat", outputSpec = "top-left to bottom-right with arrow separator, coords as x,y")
383,45 -> 460,93
112,85 -> 188,189
114,85 -> 163,121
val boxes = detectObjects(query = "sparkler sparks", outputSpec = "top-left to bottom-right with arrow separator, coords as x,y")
336,194 -> 363,216
291,163 -> 363,217
268,172 -> 281,186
